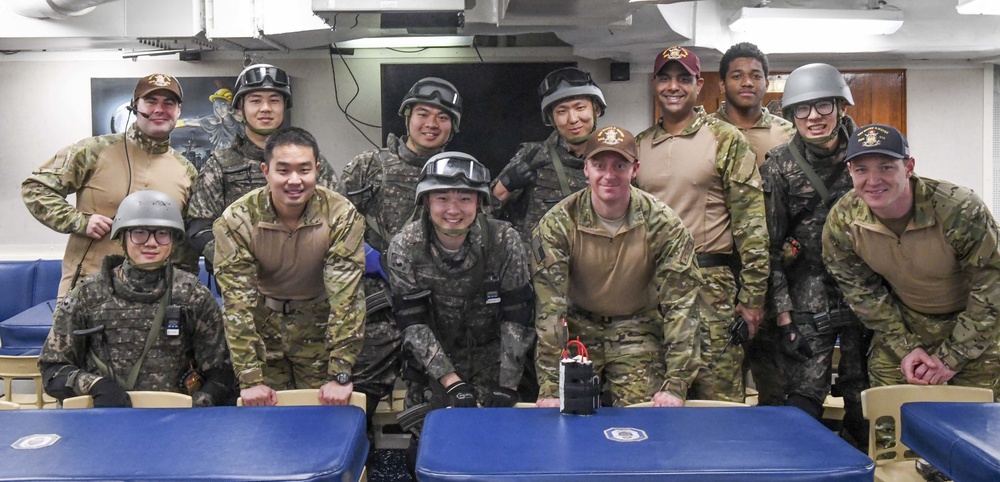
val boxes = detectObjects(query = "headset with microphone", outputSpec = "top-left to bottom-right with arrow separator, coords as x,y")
126,103 -> 151,119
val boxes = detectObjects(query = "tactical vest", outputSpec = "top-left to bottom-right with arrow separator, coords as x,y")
407,217 -> 504,352
82,261 -> 197,393
516,137 -> 588,244
216,139 -> 267,209
347,138 -> 426,252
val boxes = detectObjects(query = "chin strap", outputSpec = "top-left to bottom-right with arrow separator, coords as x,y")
433,225 -> 471,237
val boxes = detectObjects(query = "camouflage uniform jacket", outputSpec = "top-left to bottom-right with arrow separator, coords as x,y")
635,107 -> 769,309
186,130 -> 340,262
532,186 -> 702,399
823,175 -> 1000,371
212,185 -> 366,387
21,124 -> 199,296
386,216 -> 533,390
492,130 -> 589,245
761,119 -> 857,315
38,255 -> 233,401
340,134 -> 438,253
709,107 -> 795,166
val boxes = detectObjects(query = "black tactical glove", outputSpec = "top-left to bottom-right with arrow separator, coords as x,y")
779,322 -> 814,362
482,385 -> 518,408
90,378 -> 132,408
444,381 -> 477,408
497,160 -> 535,192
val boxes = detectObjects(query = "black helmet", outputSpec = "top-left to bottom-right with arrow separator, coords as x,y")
398,77 -> 463,132
538,67 -> 607,126
233,63 -> 292,110
414,151 -> 491,203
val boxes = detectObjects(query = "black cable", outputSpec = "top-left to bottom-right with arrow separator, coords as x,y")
473,43 -> 484,63
387,47 -> 428,54
328,48 -> 380,148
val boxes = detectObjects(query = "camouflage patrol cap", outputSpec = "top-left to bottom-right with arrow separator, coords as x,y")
584,126 -> 638,163
654,46 -> 701,77
134,73 -> 183,103
846,124 -> 909,162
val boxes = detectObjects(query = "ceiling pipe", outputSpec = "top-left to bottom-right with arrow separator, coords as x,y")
7,0 -> 119,19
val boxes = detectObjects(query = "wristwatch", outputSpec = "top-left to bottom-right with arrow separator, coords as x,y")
335,372 -> 352,385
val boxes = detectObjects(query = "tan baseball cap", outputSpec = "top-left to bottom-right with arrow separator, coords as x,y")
584,126 -> 638,163
133,73 -> 183,103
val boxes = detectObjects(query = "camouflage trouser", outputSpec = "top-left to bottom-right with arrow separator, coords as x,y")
402,341 -> 502,409
789,314 -> 872,451
688,266 -> 744,402
351,277 -> 402,409
869,309 -> 1000,453
257,300 -> 333,390
745,316 -> 788,406
562,309 -> 666,407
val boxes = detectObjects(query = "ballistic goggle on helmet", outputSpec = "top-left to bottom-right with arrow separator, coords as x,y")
414,152 -> 491,203
398,77 -> 463,132
538,67 -> 607,126
233,63 -> 292,109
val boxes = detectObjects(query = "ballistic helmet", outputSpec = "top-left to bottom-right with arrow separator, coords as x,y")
414,151 -> 491,203
781,63 -> 854,118
398,77 -> 463,132
538,67 -> 607,126
233,64 -> 292,109
111,190 -> 185,240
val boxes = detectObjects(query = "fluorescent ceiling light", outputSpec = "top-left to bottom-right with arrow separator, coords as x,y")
333,36 -> 473,49
956,0 -> 1000,15
729,7 -> 904,36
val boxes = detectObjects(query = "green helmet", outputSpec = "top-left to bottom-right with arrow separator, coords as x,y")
414,151 -> 491,203
110,190 -> 184,240
781,63 -> 854,118
398,77 -> 463,132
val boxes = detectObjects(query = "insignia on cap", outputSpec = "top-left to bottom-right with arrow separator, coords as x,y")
664,46 -> 688,60
148,74 -> 172,87
598,127 -> 625,145
860,126 -> 884,148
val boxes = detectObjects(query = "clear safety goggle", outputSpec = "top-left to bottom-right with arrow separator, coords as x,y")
241,66 -> 290,88
537,68 -> 593,98
424,156 -> 490,185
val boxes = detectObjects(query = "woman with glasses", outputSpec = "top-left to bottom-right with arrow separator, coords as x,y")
385,152 -> 533,473
759,62 -> 872,451
38,190 -> 237,408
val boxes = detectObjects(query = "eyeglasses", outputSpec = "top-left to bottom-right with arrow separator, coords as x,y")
240,66 -> 290,88
410,80 -> 461,111
538,68 -> 594,98
424,156 -> 491,185
792,99 -> 836,119
128,228 -> 174,246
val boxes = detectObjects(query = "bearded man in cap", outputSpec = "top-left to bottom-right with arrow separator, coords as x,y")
22,73 -> 199,298
533,125 -> 702,408
635,46 -> 769,403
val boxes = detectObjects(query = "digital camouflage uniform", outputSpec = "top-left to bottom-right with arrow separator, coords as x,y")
635,107 -> 769,402
762,119 -> 871,449
339,133 -> 436,406
186,130 -> 339,266
824,175 -> 1000,400
493,130 -> 589,245
387,216 -> 533,409
710,106 -> 795,406
533,186 -> 702,406
38,255 -> 237,407
213,186 -> 366,390
22,124 -> 200,297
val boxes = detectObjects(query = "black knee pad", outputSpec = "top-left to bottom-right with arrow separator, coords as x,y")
785,393 -> 824,420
